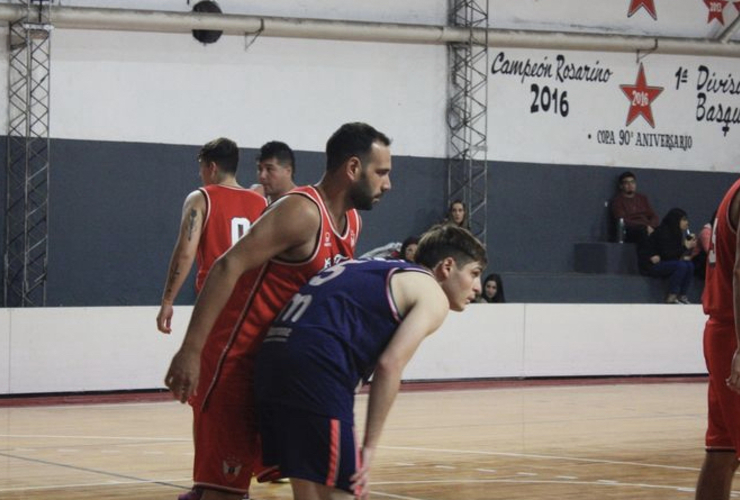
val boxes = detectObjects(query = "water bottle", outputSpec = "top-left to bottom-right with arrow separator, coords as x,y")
617,218 -> 625,244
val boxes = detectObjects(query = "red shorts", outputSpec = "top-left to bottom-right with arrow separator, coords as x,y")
188,286 -> 264,495
703,317 -> 740,456
186,269 -> 276,493
190,351 -> 259,495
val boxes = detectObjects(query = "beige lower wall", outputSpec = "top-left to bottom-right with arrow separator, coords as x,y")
0,303 -> 708,395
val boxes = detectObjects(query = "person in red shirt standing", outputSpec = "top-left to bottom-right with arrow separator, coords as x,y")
156,138 -> 268,500
156,137 -> 267,334
697,178 -> 740,500
610,171 -> 660,247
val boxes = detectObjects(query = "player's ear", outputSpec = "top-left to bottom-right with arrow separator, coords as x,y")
433,257 -> 455,280
207,161 -> 219,180
345,156 -> 362,181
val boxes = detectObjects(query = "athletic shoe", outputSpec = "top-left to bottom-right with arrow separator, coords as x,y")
178,488 -> 203,500
677,295 -> 691,304
177,487 -> 249,500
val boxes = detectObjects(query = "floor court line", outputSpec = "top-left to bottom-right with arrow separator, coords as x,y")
380,445 -> 702,471
0,450 -> 188,492
0,433 -> 188,442
373,490 -> 430,500
0,478 -> 191,494
373,478 -> 698,493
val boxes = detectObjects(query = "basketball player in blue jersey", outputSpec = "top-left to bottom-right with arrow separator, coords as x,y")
255,224 -> 487,500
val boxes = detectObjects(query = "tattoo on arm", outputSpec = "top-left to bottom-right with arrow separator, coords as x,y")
165,264 -> 181,295
187,209 -> 198,241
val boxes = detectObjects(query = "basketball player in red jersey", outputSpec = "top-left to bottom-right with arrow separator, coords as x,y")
696,178 -> 740,500
156,137 -> 267,334
156,138 -> 268,500
165,122 -> 392,500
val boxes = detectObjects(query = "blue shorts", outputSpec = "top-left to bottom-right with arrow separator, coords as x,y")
259,403 -> 359,494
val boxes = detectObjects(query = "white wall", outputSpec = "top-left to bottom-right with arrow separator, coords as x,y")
48,29 -> 448,158
1,0 -> 738,170
0,1 -> 725,394
0,304 -> 707,395
0,308 -> 10,393
404,303 -> 707,380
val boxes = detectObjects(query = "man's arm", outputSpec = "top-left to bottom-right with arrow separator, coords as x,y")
728,193 -> 740,393
164,194 -> 321,402
643,194 -> 660,229
156,190 -> 205,334
351,272 -> 449,499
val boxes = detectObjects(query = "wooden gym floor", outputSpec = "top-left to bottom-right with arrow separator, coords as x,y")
0,377 -> 734,499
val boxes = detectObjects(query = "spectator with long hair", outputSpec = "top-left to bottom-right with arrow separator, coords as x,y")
444,199 -> 470,229
480,273 -> 506,303
639,208 -> 697,304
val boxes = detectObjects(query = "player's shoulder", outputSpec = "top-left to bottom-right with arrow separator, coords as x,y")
392,267 -> 439,290
258,189 -> 322,231
389,264 -> 445,310
240,187 -> 268,206
184,188 -> 207,207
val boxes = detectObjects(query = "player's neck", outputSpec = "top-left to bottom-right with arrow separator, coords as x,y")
215,175 -> 240,188
314,180 -> 349,231
274,181 -> 296,198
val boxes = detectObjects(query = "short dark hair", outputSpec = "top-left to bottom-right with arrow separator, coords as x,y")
618,171 -> 636,184
415,224 -> 487,270
257,141 -> 295,177
325,122 -> 391,173
199,137 -> 239,175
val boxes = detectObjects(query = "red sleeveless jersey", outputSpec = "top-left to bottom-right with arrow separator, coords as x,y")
200,185 -> 361,404
196,184 -> 267,291
703,178 -> 740,319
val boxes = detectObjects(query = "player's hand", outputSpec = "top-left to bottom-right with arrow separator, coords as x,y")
164,348 -> 200,403
156,302 -> 174,334
726,349 -> 740,395
350,447 -> 375,500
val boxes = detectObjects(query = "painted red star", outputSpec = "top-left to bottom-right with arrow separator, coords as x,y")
620,63 -> 664,128
627,0 -> 657,19
704,0 -> 728,24
735,1 -> 740,11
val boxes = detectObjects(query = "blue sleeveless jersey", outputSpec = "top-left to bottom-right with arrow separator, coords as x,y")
255,259 -> 429,420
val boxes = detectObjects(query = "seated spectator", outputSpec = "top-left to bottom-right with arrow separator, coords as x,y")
692,210 -> 715,280
400,236 -> 419,262
639,208 -> 697,304
610,171 -> 659,247
443,199 -> 470,229
479,273 -> 506,303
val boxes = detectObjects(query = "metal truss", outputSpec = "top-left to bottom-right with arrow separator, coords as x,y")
4,0 -> 52,306
446,0 -> 489,242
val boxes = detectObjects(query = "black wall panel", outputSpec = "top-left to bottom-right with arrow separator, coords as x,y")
1,137 -> 734,306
